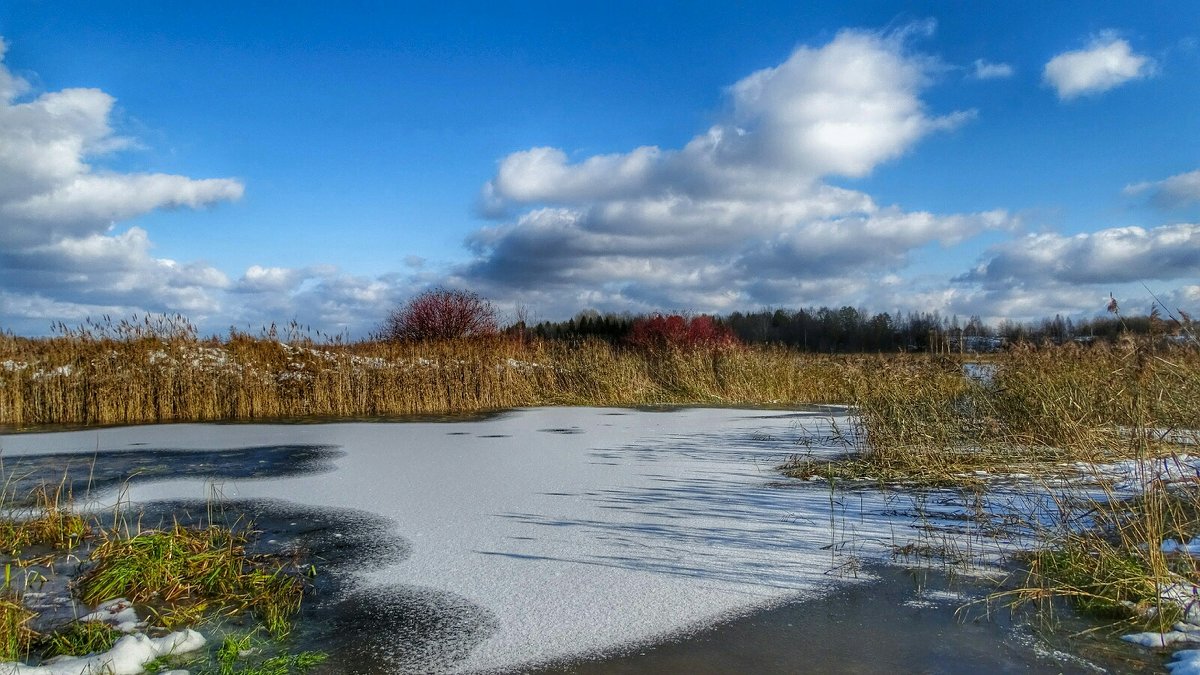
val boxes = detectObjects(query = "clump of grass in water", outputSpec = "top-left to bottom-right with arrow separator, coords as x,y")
1001,326 -> 1200,632
36,620 -> 122,660
0,477 -> 89,662
776,311 -> 1200,643
1003,480 -> 1200,632
207,630 -> 327,675
0,592 -> 36,662
784,336 -> 1198,486
0,479 -> 88,556
0,469 -> 325,670
77,524 -> 307,637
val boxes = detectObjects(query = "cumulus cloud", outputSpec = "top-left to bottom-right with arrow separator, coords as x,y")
0,36 -> 244,330
234,265 -> 314,294
1125,169 -> 1200,209
465,26 -> 1000,318
970,59 -> 1014,80
485,28 -> 972,208
957,224 -> 1200,288
1043,33 -> 1154,100
940,223 -> 1200,322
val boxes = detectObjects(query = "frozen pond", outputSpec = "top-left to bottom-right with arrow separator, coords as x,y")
0,407 -> 1083,672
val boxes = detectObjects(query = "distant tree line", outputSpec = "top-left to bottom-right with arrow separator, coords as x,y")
516,305 -> 1192,353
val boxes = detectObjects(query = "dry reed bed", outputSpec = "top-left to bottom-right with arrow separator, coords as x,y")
786,341 -> 1200,485
787,338 -> 1200,636
0,332 -> 866,428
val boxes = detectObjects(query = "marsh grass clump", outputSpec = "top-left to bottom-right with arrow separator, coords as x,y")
0,593 -> 36,662
826,333 -> 1200,637
784,336 -> 1199,487
77,524 -> 307,637
0,477 -> 90,662
36,620 -> 122,660
781,355 -> 1025,486
0,467 -> 323,668
1005,338 -> 1200,632
1006,483 -> 1200,631
240,651 -> 328,675
208,631 -> 327,675
0,481 -> 89,556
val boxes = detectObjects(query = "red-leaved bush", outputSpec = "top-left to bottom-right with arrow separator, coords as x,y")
380,289 -> 499,342
627,314 -> 740,350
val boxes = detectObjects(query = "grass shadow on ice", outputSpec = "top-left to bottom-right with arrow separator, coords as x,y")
478,425 -> 1033,592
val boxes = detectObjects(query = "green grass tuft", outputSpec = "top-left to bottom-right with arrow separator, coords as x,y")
77,524 -> 308,637
37,620 -> 122,659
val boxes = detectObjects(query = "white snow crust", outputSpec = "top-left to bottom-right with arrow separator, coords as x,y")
0,630 -> 205,675
0,406 -> 1173,672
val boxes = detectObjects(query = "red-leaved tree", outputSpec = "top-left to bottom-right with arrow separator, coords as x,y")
627,314 -> 739,350
380,289 -> 499,342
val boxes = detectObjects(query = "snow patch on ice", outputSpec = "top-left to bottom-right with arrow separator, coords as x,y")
0,629 -> 205,675
78,598 -> 143,633
1171,649 -> 1200,674
1123,630 -> 1200,648
1162,538 -> 1200,556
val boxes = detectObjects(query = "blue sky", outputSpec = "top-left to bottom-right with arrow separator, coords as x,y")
0,1 -> 1197,335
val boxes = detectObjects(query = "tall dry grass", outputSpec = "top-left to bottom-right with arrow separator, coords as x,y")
790,338 -> 1200,485
783,334 -> 1200,632
0,319 -> 869,428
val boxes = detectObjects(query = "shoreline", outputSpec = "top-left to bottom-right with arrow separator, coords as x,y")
522,563 -> 1160,674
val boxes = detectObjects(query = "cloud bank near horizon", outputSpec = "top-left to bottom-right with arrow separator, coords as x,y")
0,38 -> 427,335
0,37 -> 242,326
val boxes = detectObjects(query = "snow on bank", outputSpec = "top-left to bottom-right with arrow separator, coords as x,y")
79,599 -> 143,633
0,599 -> 203,674
0,628 -> 203,675
0,408 -> 1092,671
1170,649 -> 1200,674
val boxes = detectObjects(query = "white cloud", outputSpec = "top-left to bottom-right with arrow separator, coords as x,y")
1125,169 -> 1200,209
0,36 -> 244,329
465,26 -> 998,318
970,59 -> 1013,80
4,173 -> 242,229
483,27 -> 975,210
235,265 -> 311,294
944,222 -> 1200,323
947,285 -> 1111,324
1043,33 -> 1154,100
958,223 -> 1200,288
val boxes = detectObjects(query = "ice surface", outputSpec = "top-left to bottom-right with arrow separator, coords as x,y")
0,407 -> 1047,672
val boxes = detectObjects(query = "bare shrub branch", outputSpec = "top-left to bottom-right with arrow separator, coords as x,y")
380,289 -> 498,342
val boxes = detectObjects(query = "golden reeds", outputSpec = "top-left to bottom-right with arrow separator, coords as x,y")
0,323 -> 868,428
